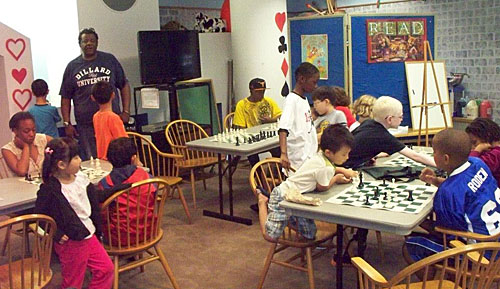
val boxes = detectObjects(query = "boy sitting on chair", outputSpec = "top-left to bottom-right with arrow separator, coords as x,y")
404,129 -> 500,263
258,124 -> 357,240
343,96 -> 435,169
233,77 -> 282,168
98,137 -> 154,246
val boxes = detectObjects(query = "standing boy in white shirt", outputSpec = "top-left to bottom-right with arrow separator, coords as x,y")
279,62 -> 319,171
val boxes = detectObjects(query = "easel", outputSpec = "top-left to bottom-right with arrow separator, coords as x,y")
414,40 -> 450,146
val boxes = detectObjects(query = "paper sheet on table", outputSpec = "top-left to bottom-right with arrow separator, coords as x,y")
141,88 -> 160,109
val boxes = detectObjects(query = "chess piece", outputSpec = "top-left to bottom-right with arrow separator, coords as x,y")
96,158 -> 101,169
364,194 -> 370,205
382,179 -> 386,186
372,187 -> 379,200
383,191 -> 387,200
407,190 -> 414,201
235,136 -> 240,146
357,171 -> 364,189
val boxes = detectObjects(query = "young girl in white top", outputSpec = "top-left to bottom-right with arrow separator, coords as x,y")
35,137 -> 114,289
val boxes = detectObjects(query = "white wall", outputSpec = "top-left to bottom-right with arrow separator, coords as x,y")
0,1 -> 79,106
77,0 -> 160,120
230,0 -> 290,109
199,33 -> 232,118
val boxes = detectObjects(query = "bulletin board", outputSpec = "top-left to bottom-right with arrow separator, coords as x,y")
405,61 -> 452,130
289,15 -> 347,101
176,78 -> 221,135
349,13 -> 435,127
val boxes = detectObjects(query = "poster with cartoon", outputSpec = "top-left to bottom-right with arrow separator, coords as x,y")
301,34 -> 328,79
366,18 -> 426,63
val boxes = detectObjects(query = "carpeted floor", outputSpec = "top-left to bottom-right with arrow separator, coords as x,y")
6,163 -> 411,289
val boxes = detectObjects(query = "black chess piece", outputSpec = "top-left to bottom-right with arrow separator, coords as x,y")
235,137 -> 240,146
372,187 -> 379,200
357,171 -> 364,189
248,137 -> 253,144
407,190 -> 414,201
364,194 -> 370,205
383,191 -> 387,200
382,179 -> 386,186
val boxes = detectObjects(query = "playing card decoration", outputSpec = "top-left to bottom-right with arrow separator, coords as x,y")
278,36 -> 287,54
281,82 -> 289,97
275,12 -> 289,97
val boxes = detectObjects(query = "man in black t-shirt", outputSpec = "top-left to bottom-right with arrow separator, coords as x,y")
60,28 -> 131,160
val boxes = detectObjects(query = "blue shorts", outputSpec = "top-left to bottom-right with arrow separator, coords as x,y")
265,186 -> 316,240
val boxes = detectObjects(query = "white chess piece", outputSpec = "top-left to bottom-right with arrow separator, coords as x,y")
90,156 -> 95,165
95,158 -> 101,169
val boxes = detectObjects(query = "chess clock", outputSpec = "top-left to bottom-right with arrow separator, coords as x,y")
102,0 -> 136,11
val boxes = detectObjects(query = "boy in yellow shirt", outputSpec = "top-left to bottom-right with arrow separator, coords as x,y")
233,78 -> 282,211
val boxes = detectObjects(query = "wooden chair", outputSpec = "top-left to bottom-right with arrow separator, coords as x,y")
435,226 -> 500,250
127,132 -> 192,224
0,214 -> 56,289
435,225 -> 500,284
101,178 -> 180,289
223,112 -> 235,131
352,241 -> 500,289
165,119 -> 218,209
249,158 -> 337,289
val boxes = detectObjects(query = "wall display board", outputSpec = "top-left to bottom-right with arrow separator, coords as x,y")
405,61 -> 452,130
349,14 -> 435,127
289,15 -> 347,100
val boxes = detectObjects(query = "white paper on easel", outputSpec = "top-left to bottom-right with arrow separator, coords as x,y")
405,61 -> 453,130
140,88 -> 160,109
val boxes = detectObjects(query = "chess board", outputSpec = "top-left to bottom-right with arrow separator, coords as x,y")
382,150 -> 434,169
209,124 -> 278,146
19,167 -> 108,186
326,181 -> 437,214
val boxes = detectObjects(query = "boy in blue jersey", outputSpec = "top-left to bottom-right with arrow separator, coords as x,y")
404,128 -> 500,264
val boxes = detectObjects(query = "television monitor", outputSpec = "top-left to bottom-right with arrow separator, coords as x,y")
138,30 -> 201,85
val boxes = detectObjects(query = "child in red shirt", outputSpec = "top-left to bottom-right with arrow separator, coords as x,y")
332,86 -> 356,127
98,137 -> 156,246
466,117 -> 500,185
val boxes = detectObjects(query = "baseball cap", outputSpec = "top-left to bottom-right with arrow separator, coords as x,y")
249,78 -> 270,91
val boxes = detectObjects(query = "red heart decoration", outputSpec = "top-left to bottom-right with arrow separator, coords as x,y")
12,89 -> 32,111
5,38 -> 26,61
275,12 -> 286,32
12,68 -> 27,84
281,58 -> 289,77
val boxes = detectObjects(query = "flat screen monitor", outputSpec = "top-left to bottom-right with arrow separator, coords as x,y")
138,30 -> 201,85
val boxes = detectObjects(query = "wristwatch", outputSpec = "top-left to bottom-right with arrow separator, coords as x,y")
63,121 -> 71,126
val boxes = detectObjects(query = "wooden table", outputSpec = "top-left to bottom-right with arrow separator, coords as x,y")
0,160 -> 112,215
186,123 -> 279,225
280,152 -> 435,289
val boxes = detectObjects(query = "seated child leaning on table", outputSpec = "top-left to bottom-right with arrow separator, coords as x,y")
98,137 -> 155,246
403,129 -> 500,264
343,96 -> 436,169
258,124 -> 358,240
